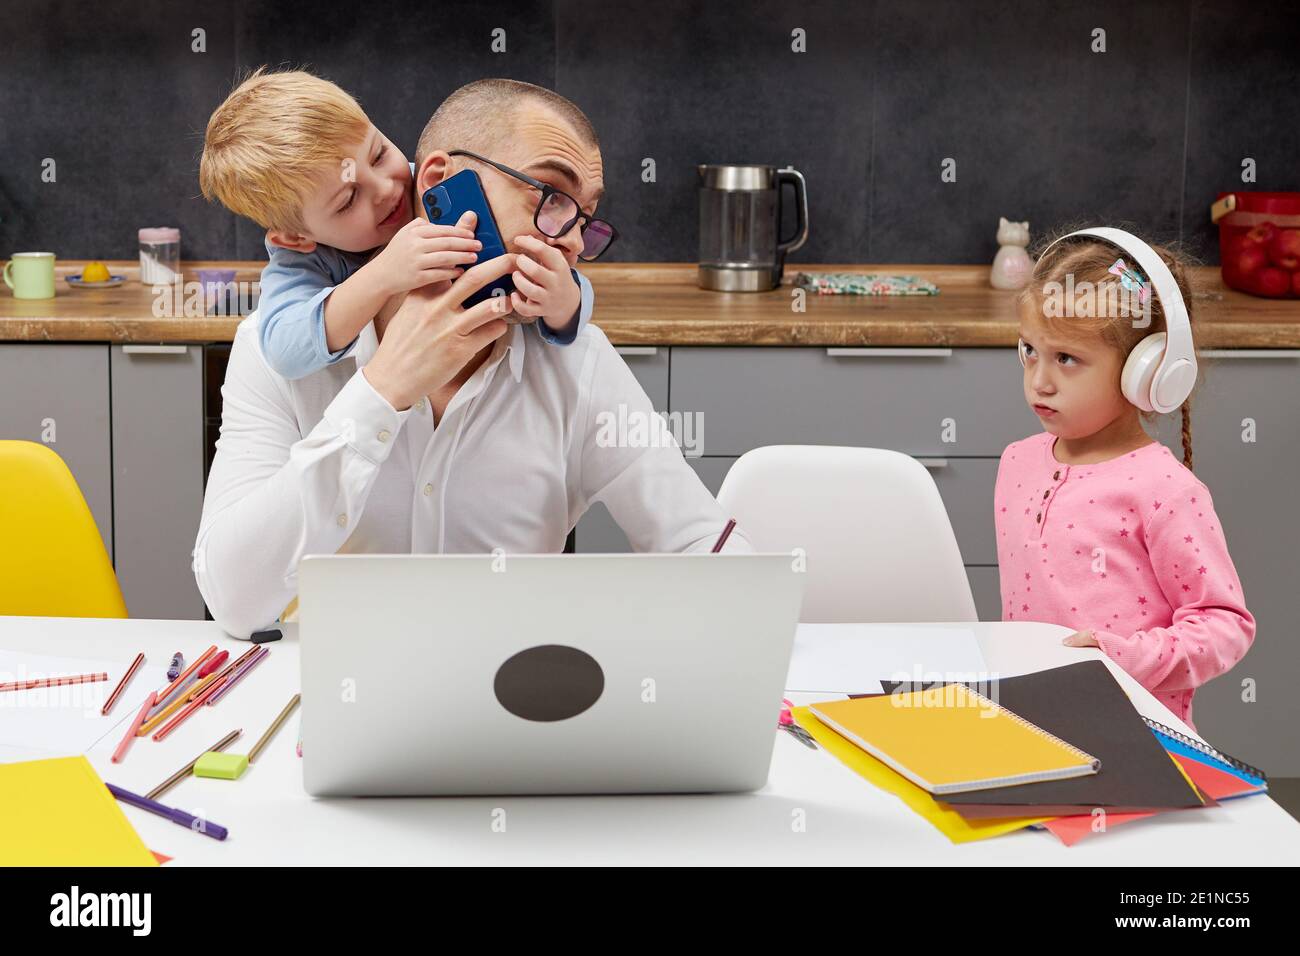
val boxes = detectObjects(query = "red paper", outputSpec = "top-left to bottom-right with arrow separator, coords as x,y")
1043,752 -> 1262,846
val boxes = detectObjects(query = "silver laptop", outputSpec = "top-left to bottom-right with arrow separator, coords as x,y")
298,553 -> 806,796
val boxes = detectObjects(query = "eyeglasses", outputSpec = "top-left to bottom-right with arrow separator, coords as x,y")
448,149 -> 618,261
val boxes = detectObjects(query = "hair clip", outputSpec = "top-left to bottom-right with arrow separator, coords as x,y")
1108,258 -> 1150,305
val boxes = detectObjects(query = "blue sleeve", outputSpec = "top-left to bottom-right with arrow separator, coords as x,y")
536,268 -> 594,346
256,241 -> 367,379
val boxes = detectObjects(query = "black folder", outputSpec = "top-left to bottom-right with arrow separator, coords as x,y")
876,661 -> 1205,813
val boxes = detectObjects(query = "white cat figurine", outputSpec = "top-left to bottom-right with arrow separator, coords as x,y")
991,217 -> 1032,290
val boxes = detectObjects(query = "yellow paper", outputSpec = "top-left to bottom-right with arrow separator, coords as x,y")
0,756 -> 158,866
792,706 -> 1051,844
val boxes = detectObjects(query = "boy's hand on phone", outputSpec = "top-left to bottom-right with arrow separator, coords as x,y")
508,235 -> 580,331
372,213 -> 482,295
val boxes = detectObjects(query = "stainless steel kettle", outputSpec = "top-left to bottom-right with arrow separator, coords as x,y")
697,164 -> 809,291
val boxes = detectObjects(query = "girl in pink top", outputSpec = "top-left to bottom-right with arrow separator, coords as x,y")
994,231 -> 1255,730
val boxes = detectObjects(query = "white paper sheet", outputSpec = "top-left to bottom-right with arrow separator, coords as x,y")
0,650 -> 169,760
786,624 -> 990,694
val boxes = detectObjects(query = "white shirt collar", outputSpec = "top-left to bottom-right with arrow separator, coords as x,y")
507,323 -> 526,382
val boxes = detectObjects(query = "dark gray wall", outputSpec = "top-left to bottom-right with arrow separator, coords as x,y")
2,0 -> 1297,266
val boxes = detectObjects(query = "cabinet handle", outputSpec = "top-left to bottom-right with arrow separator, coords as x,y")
123,345 -> 189,355
916,458 -> 949,469
615,346 -> 659,356
1200,349 -> 1300,360
826,347 -> 953,358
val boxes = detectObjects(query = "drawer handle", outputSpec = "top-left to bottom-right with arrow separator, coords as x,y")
916,458 -> 949,469
1200,349 -> 1300,360
826,348 -> 953,358
615,346 -> 659,357
123,344 -> 189,355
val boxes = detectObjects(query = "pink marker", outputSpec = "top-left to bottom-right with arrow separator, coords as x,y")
112,691 -> 156,763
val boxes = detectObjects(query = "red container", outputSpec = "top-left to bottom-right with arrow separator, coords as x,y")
1213,191 -> 1300,299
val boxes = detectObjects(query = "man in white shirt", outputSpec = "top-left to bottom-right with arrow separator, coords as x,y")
194,79 -> 749,638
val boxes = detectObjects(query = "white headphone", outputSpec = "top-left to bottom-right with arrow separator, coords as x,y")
1017,226 -> 1197,414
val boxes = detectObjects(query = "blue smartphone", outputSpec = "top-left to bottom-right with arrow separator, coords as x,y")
421,170 -> 515,308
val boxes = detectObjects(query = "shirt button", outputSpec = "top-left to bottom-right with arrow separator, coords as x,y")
414,398 -> 425,411
336,513 -> 347,527
377,429 -> 390,443
1053,470 -> 1061,480
1036,512 -> 1042,523
1042,490 -> 1050,500
423,483 -> 433,497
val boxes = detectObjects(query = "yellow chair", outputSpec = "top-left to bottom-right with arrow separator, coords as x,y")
0,440 -> 127,618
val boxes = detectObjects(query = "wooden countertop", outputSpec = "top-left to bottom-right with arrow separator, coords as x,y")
3,260 -> 1299,347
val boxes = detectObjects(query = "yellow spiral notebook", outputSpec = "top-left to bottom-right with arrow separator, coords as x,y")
809,684 -> 1100,795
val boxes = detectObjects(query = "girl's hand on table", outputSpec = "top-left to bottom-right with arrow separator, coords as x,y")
1062,629 -> 1100,648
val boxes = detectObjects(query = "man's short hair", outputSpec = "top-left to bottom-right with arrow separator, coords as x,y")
199,67 -> 371,233
415,79 -> 599,168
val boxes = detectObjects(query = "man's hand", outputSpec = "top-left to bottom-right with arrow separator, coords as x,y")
508,235 -> 581,332
362,250 -> 516,411
369,213 -> 483,296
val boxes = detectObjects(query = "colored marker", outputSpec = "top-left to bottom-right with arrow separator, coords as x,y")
106,783 -> 228,841
112,691 -> 156,763
102,653 -> 145,716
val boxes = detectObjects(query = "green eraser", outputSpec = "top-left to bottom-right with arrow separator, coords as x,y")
194,751 -> 248,780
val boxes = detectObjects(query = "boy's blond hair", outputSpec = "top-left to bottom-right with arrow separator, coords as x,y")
199,67 -> 371,233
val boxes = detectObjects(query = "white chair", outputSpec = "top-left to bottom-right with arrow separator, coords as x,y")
716,445 -> 978,623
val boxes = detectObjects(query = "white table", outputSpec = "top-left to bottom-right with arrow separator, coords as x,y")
2,615 -> 1296,865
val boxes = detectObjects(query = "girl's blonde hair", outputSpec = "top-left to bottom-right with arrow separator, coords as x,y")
1017,226 -> 1199,470
199,67 -> 371,234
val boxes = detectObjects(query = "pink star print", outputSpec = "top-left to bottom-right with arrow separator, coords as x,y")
1119,528 -> 1129,538
1184,535 -> 1194,544
1138,596 -> 1148,605
1198,566 -> 1208,575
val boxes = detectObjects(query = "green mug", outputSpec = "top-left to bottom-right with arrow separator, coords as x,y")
4,252 -> 57,299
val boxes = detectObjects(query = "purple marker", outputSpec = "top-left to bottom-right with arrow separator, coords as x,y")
106,782 -> 228,841
206,646 -> 268,706
167,652 -> 184,681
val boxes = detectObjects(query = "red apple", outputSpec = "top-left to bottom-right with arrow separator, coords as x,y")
1256,266 -> 1290,297
1267,229 -> 1300,270
1246,222 -> 1277,245
1225,232 -> 1253,257
1233,244 -> 1268,277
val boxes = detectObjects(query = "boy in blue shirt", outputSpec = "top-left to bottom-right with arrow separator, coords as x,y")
200,68 -> 592,379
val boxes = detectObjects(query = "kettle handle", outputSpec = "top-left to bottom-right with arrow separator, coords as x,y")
776,166 -> 809,255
